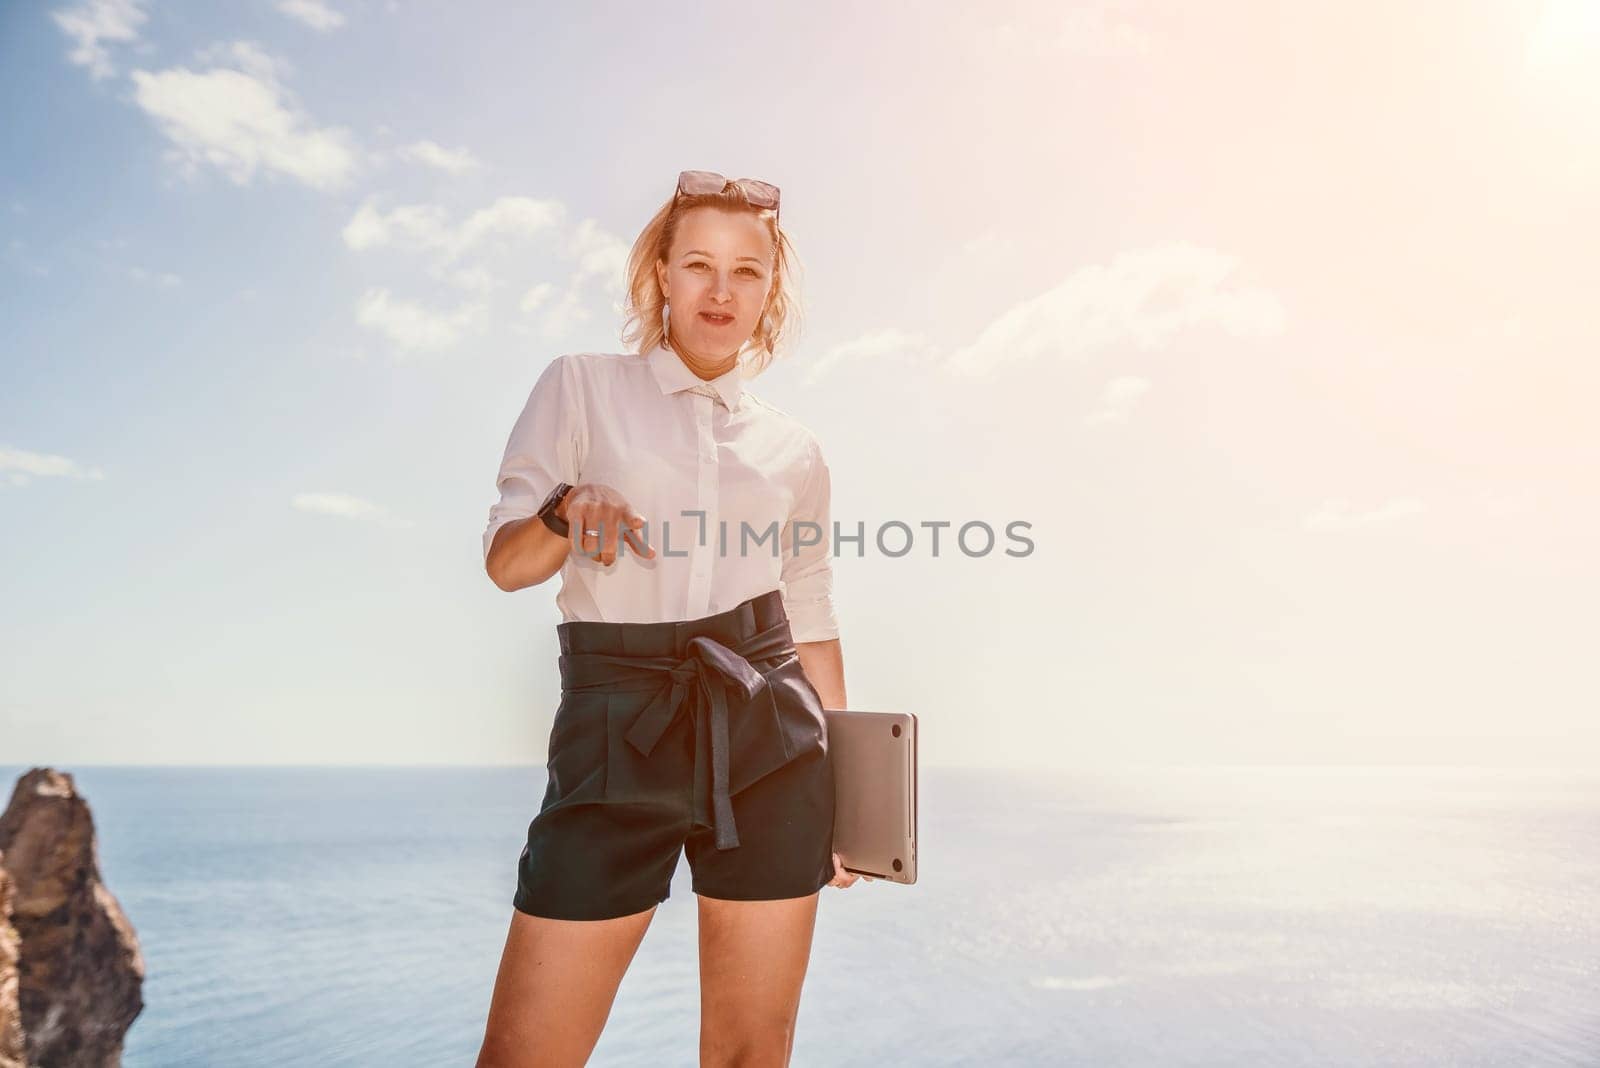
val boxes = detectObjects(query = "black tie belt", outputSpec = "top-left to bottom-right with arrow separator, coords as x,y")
556,616 -> 801,850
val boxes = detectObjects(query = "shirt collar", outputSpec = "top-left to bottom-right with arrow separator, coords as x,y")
646,341 -> 744,412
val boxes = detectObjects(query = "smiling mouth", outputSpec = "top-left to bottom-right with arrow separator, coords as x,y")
699,311 -> 735,326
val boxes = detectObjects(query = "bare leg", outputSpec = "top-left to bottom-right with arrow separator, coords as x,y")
696,891 -> 822,1068
476,904 -> 658,1068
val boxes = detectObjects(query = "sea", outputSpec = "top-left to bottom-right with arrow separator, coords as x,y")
0,764 -> 1595,1066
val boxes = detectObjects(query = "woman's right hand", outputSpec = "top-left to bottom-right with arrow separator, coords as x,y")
561,483 -> 655,566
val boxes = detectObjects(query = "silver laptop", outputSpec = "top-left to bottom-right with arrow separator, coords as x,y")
824,708 -> 918,885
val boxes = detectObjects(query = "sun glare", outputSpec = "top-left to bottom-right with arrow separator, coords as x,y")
1526,0 -> 1600,71
1521,0 -> 1600,169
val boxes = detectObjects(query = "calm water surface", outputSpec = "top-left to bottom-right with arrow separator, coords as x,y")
2,764 -> 1595,1066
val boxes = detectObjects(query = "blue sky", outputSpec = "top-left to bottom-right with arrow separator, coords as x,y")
3,0 -> 1598,767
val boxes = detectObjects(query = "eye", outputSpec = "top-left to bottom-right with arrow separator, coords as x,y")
738,267 -> 761,277
687,262 -> 709,271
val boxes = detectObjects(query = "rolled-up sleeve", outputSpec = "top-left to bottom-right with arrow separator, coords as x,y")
482,355 -> 584,565
779,434 -> 840,642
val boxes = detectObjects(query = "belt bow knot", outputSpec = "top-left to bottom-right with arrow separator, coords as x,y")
591,625 -> 793,850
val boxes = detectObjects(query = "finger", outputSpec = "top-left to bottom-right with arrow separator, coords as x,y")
581,520 -> 600,558
567,504 -> 587,557
623,515 -> 654,559
609,515 -> 630,564
602,513 -> 622,565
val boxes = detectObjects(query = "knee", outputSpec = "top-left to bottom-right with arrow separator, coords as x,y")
700,1023 -> 794,1068
474,1038 -> 507,1068
474,1035 -> 523,1068
475,1034 -> 562,1068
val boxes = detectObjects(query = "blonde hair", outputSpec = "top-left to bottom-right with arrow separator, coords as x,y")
620,183 -> 802,375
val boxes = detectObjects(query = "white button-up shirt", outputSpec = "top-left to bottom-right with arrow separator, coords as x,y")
483,342 -> 840,642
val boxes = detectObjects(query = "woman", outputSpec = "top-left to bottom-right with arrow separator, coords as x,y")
476,171 -> 862,1068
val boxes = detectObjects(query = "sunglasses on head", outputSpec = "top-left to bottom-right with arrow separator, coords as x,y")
674,170 -> 781,223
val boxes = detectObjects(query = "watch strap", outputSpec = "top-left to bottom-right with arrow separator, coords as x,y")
540,509 -> 570,539
537,482 -> 573,538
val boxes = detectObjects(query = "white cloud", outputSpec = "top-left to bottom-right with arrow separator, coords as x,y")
511,217 -> 630,337
128,266 -> 182,287
1056,1 -> 1152,57
1032,975 -> 1130,991
510,287 -> 594,341
51,0 -> 146,81
341,198 -> 626,351
802,328 -> 933,386
276,0 -> 345,32
442,265 -> 499,292
130,42 -> 359,190
354,287 -> 485,352
457,198 -> 567,261
1083,374 -> 1151,427
519,282 -> 555,312
399,140 -> 482,174
983,0 -> 1152,60
342,201 -> 450,251
946,242 -> 1287,377
536,289 -> 591,339
195,40 -> 292,82
0,447 -> 107,487
341,196 -> 564,262
567,218 -> 629,295
291,491 -> 412,529
5,239 -> 50,278
1303,497 -> 1426,532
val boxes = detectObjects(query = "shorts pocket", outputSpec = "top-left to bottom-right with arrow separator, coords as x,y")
764,654 -> 828,746
543,690 -> 608,806
727,655 -> 827,797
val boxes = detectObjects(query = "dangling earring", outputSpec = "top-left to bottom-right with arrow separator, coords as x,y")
661,300 -> 671,347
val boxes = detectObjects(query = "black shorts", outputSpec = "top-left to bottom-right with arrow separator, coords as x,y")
512,588 -> 837,921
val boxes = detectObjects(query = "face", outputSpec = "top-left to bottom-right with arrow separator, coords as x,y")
655,206 -> 775,363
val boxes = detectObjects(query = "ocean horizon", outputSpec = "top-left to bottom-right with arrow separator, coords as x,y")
2,763 -> 1595,1066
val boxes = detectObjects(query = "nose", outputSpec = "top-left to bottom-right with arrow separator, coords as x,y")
710,270 -> 734,302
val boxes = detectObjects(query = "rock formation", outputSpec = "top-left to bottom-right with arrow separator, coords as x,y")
1,864 -> 24,1068
0,768 -> 143,1067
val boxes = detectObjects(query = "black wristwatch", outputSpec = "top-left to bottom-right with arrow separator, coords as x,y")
536,482 -> 574,538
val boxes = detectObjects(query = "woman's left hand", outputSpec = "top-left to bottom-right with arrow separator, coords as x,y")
827,851 -> 873,889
